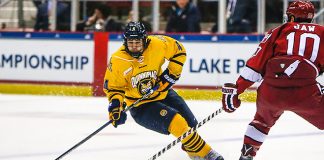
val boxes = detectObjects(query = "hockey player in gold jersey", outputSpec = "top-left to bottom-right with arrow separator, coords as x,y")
103,22 -> 223,160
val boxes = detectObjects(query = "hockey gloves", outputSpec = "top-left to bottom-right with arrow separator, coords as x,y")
108,99 -> 127,128
157,69 -> 179,92
222,83 -> 241,113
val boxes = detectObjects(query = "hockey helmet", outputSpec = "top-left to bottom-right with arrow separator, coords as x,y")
123,21 -> 148,58
285,1 -> 315,23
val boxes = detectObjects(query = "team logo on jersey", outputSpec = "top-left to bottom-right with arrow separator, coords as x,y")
138,56 -> 144,63
138,78 -> 154,95
131,71 -> 157,95
160,109 -> 168,116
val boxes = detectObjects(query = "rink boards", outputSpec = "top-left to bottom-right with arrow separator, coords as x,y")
0,32 -> 323,98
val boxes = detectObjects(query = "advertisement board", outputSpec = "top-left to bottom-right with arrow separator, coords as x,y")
0,39 -> 94,83
0,32 -> 322,96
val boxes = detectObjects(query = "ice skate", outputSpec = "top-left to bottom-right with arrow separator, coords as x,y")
188,155 -> 204,160
239,144 -> 254,160
204,149 -> 224,160
188,149 -> 224,160
239,155 -> 253,160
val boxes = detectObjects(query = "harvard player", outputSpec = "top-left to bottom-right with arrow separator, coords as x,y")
221,1 -> 324,160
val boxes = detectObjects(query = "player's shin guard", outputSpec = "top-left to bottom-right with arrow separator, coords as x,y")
241,121 -> 270,157
168,114 -> 212,158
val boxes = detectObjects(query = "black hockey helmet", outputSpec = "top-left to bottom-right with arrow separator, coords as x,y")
123,21 -> 148,58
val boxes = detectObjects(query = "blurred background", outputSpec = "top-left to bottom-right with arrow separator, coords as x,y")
0,0 -> 323,98
0,0 -> 323,33
0,2 -> 323,159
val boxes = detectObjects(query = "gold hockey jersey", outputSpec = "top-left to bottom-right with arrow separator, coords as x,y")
103,35 -> 187,106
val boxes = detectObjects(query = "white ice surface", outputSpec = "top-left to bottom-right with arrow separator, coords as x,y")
0,94 -> 323,160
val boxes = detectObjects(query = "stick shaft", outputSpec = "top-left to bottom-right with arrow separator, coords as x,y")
55,120 -> 112,160
56,86 -> 158,160
148,108 -> 223,160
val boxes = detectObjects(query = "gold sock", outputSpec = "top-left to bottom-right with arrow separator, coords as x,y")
168,114 -> 211,157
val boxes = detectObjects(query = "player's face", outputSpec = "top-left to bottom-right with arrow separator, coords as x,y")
127,39 -> 144,53
176,0 -> 189,9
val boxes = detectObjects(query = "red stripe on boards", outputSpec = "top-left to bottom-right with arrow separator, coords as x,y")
93,32 -> 109,96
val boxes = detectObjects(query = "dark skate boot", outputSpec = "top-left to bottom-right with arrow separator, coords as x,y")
239,144 -> 255,160
239,155 -> 253,160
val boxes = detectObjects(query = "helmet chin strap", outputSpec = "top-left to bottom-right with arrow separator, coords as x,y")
125,38 -> 147,59
130,52 -> 143,58
125,46 -> 144,59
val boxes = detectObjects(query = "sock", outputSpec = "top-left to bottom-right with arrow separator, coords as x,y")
168,113 -> 211,157
243,120 -> 270,156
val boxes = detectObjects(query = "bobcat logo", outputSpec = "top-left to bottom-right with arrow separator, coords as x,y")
137,78 -> 154,95
131,70 -> 157,95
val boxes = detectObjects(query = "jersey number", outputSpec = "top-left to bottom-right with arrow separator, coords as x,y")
286,32 -> 320,62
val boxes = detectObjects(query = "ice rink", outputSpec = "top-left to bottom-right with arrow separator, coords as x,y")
0,94 -> 323,160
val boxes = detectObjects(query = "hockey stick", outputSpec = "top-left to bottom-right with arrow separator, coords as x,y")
148,108 -> 223,160
55,86 -> 159,160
